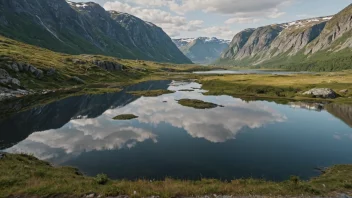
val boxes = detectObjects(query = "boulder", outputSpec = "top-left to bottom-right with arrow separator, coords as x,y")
0,87 -> 29,101
303,88 -> 337,99
340,89 -> 349,94
22,63 -> 29,71
28,65 -> 37,73
46,68 -> 56,76
0,68 -> 10,79
17,62 -> 23,71
33,69 -> 44,79
73,59 -> 87,64
11,78 -> 21,87
93,60 -> 125,71
11,63 -> 19,72
0,69 -> 21,88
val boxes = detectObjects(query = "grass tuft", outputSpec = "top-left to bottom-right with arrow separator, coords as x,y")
178,99 -> 219,109
95,174 -> 109,185
112,114 -> 138,120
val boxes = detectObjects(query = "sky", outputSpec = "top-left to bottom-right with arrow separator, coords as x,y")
71,0 -> 351,40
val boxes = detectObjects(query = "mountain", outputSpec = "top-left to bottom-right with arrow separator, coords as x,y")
0,0 -> 191,64
109,11 -> 191,64
173,37 -> 230,65
219,3 -> 352,71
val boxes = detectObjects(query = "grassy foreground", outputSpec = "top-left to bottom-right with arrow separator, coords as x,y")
0,154 -> 351,197
198,72 -> 352,103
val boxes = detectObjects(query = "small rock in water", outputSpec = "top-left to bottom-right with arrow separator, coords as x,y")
303,88 -> 337,99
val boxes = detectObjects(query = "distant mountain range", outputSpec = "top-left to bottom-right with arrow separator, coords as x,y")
218,3 -> 352,71
173,37 -> 230,65
0,0 -> 191,64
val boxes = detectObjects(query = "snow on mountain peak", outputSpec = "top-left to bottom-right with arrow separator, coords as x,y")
281,16 -> 333,29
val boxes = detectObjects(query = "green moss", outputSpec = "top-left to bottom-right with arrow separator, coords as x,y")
127,90 -> 175,97
112,114 -> 138,120
178,99 -> 219,109
0,154 -> 351,197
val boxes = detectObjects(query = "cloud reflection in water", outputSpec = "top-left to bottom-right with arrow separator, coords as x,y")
6,81 -> 286,162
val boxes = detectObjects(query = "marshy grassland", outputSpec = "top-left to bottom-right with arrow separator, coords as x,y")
198,71 -> 352,103
0,153 -> 351,197
0,35 -> 206,92
2,34 -> 352,105
1,34 -> 352,198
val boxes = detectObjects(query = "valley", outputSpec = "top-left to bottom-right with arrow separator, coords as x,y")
0,0 -> 352,198
217,4 -> 352,71
173,37 -> 230,65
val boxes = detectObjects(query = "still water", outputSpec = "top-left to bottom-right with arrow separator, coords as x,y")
193,70 -> 312,75
0,80 -> 351,181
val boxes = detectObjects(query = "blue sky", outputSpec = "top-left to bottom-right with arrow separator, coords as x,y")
71,0 -> 351,39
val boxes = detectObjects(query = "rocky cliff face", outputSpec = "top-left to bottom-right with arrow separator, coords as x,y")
221,29 -> 255,58
173,37 -> 230,65
325,103 -> 352,127
219,3 -> 352,71
110,12 -> 190,64
306,4 -> 352,54
0,0 -> 191,64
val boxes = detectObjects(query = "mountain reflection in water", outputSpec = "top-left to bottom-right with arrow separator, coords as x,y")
1,80 -> 352,181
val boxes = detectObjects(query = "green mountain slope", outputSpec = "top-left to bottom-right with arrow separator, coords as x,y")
219,3 -> 352,71
0,0 -> 191,64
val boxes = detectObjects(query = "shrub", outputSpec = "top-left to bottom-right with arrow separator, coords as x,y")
344,183 -> 352,189
95,174 -> 109,185
290,175 -> 300,185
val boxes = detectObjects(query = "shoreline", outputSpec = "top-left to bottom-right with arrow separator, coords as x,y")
0,153 -> 351,197
1,71 -> 352,118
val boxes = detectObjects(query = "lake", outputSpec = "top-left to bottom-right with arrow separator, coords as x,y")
194,70 -> 312,75
1,80 -> 352,181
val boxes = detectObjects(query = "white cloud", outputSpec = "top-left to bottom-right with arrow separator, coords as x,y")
225,17 -> 262,24
6,120 -> 158,163
268,8 -> 286,18
104,1 -> 204,37
104,82 -> 286,143
201,26 -> 238,40
6,81 -> 287,163
166,0 -> 291,16
102,0 -> 292,39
